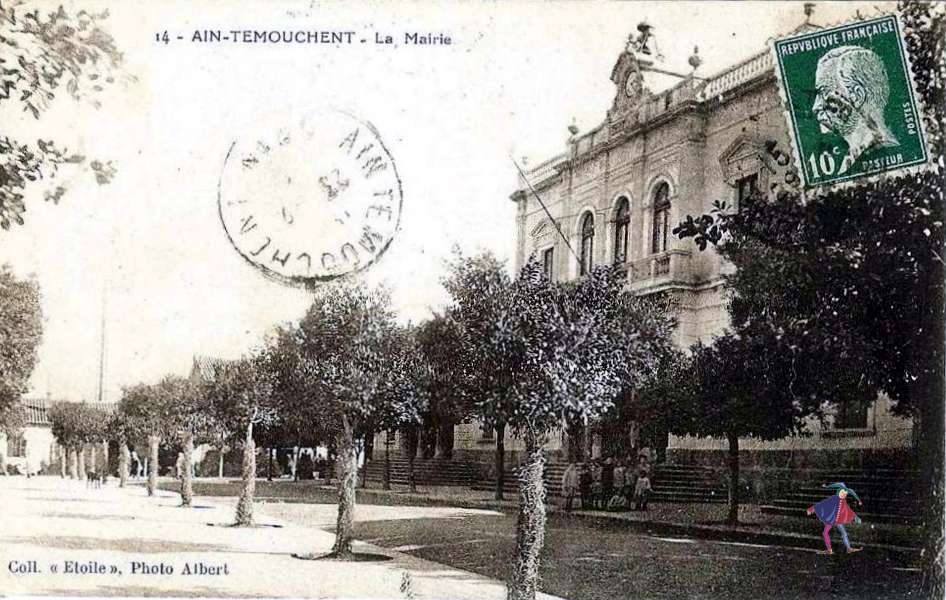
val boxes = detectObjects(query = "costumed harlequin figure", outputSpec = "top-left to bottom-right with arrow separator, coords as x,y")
806,482 -> 863,554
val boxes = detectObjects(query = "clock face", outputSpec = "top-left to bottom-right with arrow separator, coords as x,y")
625,72 -> 641,98
218,110 -> 402,286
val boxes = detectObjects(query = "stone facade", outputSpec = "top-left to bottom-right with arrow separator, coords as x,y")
456,33 -> 914,470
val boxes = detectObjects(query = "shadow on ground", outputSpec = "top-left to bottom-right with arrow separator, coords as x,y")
1,535 -> 235,554
38,586 -> 261,598
40,512 -> 137,521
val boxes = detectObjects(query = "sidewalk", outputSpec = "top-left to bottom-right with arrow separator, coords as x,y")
0,476 -> 562,599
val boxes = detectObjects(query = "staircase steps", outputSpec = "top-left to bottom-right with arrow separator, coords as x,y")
650,464 -> 727,504
472,462 -> 728,505
471,462 -> 569,497
761,470 -> 921,525
363,457 -> 476,487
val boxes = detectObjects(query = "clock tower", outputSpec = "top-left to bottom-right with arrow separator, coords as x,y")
608,32 -> 653,130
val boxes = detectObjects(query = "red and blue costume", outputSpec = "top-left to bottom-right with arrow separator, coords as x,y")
807,482 -> 862,553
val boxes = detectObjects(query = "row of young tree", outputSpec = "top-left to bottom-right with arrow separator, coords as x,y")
41,255 -> 676,600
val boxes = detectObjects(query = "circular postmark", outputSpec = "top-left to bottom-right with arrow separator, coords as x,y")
218,109 -> 402,286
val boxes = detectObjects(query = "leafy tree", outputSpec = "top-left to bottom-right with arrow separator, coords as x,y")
49,401 -> 82,479
601,318 -> 688,461
443,250 -> 516,500
676,334 -> 824,524
204,354 -> 275,526
291,283 -> 426,557
415,312 -> 471,456
0,266 -> 42,421
105,408 -> 134,487
256,329 -> 329,483
0,403 -> 25,475
49,401 -> 106,479
159,375 -> 205,507
0,4 -> 125,231
455,260 -> 675,600
673,0 -> 943,586
73,401 -> 106,476
119,381 -> 175,496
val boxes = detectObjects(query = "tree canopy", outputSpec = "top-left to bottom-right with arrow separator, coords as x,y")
49,401 -> 107,448
0,265 -> 42,424
0,4 -> 125,231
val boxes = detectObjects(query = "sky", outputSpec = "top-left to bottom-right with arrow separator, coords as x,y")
0,0 -> 892,403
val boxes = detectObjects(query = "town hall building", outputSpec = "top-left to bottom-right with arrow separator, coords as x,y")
449,18 -> 913,473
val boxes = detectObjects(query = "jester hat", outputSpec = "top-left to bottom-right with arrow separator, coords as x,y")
823,482 -> 861,502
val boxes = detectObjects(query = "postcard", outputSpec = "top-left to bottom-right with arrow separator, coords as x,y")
0,1 -> 943,599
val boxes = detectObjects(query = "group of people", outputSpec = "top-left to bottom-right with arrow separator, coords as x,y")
560,448 -> 655,512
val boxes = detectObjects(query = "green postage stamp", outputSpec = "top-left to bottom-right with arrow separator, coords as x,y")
772,14 -> 930,189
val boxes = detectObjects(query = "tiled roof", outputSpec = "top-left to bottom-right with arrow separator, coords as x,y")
191,355 -> 231,383
17,397 -> 61,426
20,399 -> 52,426
17,398 -> 115,427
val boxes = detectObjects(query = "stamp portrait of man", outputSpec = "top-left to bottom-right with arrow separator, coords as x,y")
812,45 -> 900,172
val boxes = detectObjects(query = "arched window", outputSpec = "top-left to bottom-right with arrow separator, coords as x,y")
580,212 -> 595,276
613,197 -> 630,264
651,182 -> 671,254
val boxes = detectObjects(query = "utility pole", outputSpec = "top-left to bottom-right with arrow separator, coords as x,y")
96,284 -> 107,404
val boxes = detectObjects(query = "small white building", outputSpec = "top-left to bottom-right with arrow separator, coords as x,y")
1,398 -> 60,476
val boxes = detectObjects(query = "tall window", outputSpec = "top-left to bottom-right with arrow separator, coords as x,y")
613,197 -> 630,264
736,173 -> 759,205
651,182 -> 671,254
580,212 -> 595,276
541,247 -> 554,281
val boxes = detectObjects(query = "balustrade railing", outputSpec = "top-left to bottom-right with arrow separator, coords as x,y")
625,248 -> 692,287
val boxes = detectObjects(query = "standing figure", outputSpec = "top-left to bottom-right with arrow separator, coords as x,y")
610,460 -> 627,510
633,463 -> 652,511
578,463 -> 592,510
560,463 -> 580,512
590,461 -> 603,510
807,482 -> 863,554
601,458 -> 614,505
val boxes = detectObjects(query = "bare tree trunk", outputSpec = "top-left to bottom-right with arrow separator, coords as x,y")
727,432 -> 740,525
218,446 -> 225,479
118,441 -> 130,488
101,440 -> 109,477
69,446 -> 78,479
89,442 -> 98,473
436,422 -> 454,459
383,430 -> 391,491
332,414 -> 358,558
147,435 -> 159,497
415,424 -> 426,460
235,423 -> 256,526
77,444 -> 86,480
507,430 -> 547,600
495,422 -> 506,501
181,433 -> 195,507
406,426 -> 418,493
266,446 -> 273,481
59,445 -> 66,478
